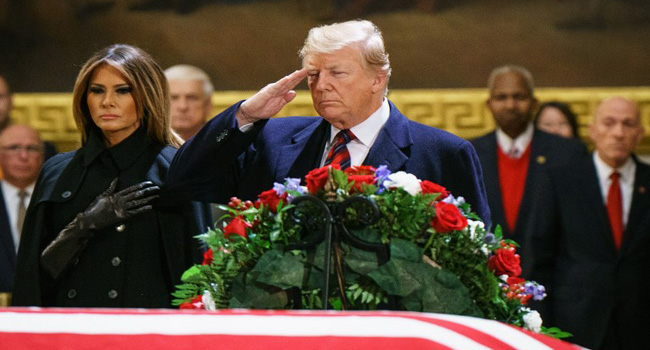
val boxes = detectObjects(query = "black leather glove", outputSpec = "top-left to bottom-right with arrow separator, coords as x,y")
40,179 -> 160,280
75,178 -> 160,231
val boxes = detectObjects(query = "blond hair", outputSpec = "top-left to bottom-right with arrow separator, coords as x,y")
72,44 -> 181,147
299,20 -> 391,95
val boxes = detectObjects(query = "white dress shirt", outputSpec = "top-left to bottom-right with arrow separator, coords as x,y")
1,181 -> 35,252
593,152 -> 635,228
495,123 -> 534,158
321,98 -> 390,167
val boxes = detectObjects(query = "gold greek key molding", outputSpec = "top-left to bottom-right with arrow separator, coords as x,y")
11,93 -> 79,152
12,87 -> 650,153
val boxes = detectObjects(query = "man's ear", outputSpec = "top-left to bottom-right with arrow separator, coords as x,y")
371,73 -> 387,94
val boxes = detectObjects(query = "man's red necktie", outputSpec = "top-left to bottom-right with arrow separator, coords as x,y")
324,130 -> 355,170
606,172 -> 624,250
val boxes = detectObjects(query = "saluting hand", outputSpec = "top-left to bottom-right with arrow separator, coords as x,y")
236,68 -> 308,127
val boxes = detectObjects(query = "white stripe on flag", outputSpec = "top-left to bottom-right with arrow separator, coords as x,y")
0,311 -> 496,350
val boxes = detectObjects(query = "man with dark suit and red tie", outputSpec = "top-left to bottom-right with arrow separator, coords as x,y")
471,65 -> 585,250
525,97 -> 649,350
0,125 -> 44,295
167,19 -> 490,224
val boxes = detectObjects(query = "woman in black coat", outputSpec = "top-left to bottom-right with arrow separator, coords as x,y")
12,44 -> 207,308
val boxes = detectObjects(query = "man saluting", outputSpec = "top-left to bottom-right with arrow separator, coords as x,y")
167,20 -> 490,225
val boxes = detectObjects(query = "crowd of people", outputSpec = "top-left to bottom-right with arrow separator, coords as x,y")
0,19 -> 646,350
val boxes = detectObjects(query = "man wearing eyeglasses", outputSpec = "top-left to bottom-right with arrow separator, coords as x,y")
0,125 -> 44,296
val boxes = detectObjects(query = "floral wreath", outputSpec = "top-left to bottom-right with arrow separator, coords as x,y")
173,165 -> 568,338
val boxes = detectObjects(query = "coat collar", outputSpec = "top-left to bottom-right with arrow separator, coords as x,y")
362,100 -> 412,171
84,127 -> 151,171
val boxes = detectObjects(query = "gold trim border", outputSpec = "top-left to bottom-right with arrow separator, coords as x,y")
12,87 -> 650,153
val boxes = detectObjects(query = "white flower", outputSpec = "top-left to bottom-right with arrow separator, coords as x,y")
383,171 -> 421,195
466,219 -> 485,240
442,195 -> 466,207
522,309 -> 543,333
202,290 -> 216,311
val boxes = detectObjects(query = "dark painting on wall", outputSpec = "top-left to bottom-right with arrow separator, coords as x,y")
1,0 -> 649,92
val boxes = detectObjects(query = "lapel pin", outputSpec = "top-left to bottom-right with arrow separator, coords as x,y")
639,186 -> 646,194
536,156 -> 546,164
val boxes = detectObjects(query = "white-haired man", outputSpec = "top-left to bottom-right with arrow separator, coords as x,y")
167,20 -> 490,224
526,97 -> 649,349
165,64 -> 214,141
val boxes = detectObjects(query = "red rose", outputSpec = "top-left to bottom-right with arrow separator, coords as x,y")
347,174 -> 376,193
420,180 -> 449,200
223,216 -> 251,241
488,248 -> 522,277
202,248 -> 213,265
431,201 -> 468,233
506,276 -> 525,286
344,165 -> 376,176
179,295 -> 203,309
305,165 -> 337,194
256,189 -> 288,213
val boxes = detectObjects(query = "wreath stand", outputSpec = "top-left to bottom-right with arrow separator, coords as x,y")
285,167 -> 398,310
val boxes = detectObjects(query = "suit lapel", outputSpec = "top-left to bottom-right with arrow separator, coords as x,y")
0,185 -> 16,266
580,158 -> 618,253
363,102 -> 411,172
480,133 -> 508,236
622,158 -> 650,250
278,119 -> 330,180
515,131 -> 545,235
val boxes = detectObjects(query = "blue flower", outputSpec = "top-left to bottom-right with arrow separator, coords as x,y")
524,282 -> 546,301
533,284 -> 546,301
483,232 -> 495,244
283,177 -> 306,202
375,165 -> 391,189
284,178 -> 302,192
273,182 -> 286,196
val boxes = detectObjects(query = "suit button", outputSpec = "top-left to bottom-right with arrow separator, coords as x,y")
67,289 -> 77,299
108,290 -> 118,299
111,257 -> 121,266
116,224 -> 125,232
62,191 -> 72,199
216,130 -> 229,142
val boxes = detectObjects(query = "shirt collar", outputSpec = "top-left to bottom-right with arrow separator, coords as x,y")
328,98 -> 390,147
496,123 -> 534,155
593,151 -> 636,184
83,126 -> 152,170
1,181 -> 35,197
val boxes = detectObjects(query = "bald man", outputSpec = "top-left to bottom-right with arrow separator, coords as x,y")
0,74 -> 57,163
525,97 -> 649,350
0,125 -> 45,293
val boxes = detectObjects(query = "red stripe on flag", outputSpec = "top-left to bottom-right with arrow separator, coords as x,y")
0,333 -> 454,350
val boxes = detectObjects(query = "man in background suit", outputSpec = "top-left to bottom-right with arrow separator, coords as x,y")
525,97 -> 649,349
167,19 -> 490,224
471,65 -> 585,250
0,125 -> 44,294
165,64 -> 214,142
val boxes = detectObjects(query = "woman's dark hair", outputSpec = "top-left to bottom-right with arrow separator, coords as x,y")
534,101 -> 580,139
